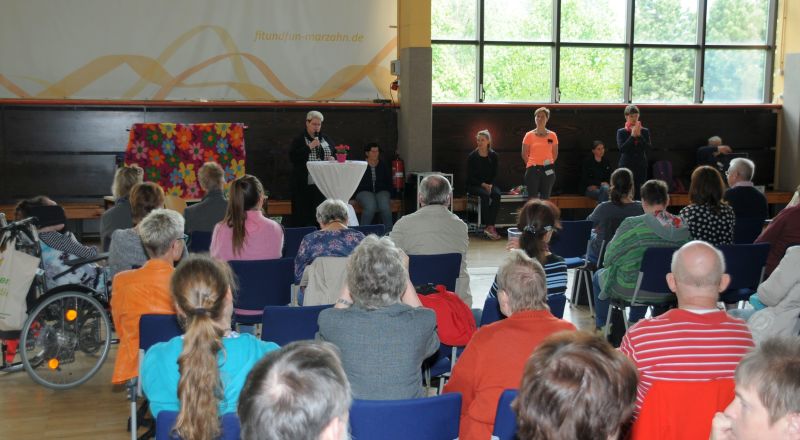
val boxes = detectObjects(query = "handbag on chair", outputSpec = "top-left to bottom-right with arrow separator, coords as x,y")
0,236 -> 41,332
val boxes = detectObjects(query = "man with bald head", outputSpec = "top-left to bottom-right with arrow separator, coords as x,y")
620,241 -> 754,410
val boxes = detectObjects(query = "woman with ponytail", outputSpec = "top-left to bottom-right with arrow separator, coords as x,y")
487,199 -> 568,318
210,174 -> 283,261
142,255 -> 279,440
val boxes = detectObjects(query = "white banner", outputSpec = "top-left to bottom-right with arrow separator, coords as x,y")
0,0 -> 397,101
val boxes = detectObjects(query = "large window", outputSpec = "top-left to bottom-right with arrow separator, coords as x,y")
431,0 -> 776,103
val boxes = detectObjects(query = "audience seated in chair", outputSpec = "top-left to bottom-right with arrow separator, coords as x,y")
390,174 -> 472,306
183,161 -> 228,234
620,241 -> 755,411
730,245 -> 800,343
294,199 -> 364,285
724,157 -> 768,222
142,255 -> 278,440
487,199 -> 568,318
354,142 -> 394,232
108,182 -> 187,279
15,196 -> 106,292
110,209 -> 184,385
444,249 -> 575,440
514,331 -> 638,440
586,167 -> 643,264
210,174 -> 283,261
317,235 -> 439,400
680,165 -> 735,246
754,190 -> 800,277
100,165 -> 143,252
238,341 -> 351,440
592,179 -> 691,333
710,338 -> 800,440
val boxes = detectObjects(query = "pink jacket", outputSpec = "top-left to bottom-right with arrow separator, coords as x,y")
210,211 -> 283,261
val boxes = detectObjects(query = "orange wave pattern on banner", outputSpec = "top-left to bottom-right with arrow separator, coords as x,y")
0,25 -> 396,101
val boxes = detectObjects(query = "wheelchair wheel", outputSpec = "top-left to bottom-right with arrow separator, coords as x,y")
19,290 -> 112,390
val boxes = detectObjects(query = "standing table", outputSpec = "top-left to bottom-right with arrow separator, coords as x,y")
307,161 -> 368,226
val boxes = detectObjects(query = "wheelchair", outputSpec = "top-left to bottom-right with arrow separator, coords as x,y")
0,211 -> 112,390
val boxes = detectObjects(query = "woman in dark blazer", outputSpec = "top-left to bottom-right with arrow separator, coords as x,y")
289,110 -> 334,227
616,104 -> 651,199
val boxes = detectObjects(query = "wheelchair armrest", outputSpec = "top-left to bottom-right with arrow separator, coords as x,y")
54,253 -> 109,281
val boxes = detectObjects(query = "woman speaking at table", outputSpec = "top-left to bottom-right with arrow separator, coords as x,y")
290,110 -> 334,227
521,107 -> 558,200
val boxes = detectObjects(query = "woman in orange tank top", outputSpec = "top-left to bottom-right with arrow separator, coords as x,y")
521,107 -> 559,199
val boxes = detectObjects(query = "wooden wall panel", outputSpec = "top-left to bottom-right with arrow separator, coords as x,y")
433,106 -> 778,195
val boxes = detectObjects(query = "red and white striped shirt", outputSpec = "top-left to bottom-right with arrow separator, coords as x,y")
620,308 -> 754,409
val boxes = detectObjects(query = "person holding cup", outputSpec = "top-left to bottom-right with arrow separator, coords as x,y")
489,199 -> 568,318
581,140 -> 613,202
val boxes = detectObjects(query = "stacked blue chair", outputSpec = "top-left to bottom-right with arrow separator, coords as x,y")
349,393 -> 462,440
260,304 -> 332,346
352,223 -> 386,237
282,226 -> 316,258
492,389 -> 519,440
718,243 -> 770,305
188,230 -> 212,253
155,411 -> 240,440
408,253 -> 462,292
229,258 -> 294,326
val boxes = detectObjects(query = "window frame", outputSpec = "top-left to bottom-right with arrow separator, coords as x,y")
431,0 -> 778,104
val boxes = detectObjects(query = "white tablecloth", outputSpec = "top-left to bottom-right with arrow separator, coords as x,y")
307,160 -> 367,226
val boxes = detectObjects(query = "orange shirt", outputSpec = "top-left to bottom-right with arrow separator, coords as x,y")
110,259 -> 176,384
443,310 -> 576,440
522,130 -> 558,167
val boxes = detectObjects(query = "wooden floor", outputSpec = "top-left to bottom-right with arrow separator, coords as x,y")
0,235 -> 594,439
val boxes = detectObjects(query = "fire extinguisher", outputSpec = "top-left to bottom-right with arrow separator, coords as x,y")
392,154 -> 405,192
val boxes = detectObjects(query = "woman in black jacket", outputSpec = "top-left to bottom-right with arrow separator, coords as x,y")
467,129 -> 502,240
354,143 -> 394,230
289,110 -> 334,226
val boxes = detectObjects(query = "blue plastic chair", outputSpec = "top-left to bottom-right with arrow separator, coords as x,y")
549,220 -> 594,315
260,304 -> 333,346
349,393 -> 462,440
733,217 -> 765,244
229,258 -> 294,325
352,224 -> 386,237
139,314 -> 183,351
480,294 -> 566,327
188,230 -> 212,253
282,226 -> 316,259
492,389 -> 519,440
408,253 -> 462,292
423,343 -> 466,394
719,243 -> 770,305
604,247 -> 678,338
156,411 -> 240,440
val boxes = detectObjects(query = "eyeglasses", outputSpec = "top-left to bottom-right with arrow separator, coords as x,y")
178,234 -> 189,242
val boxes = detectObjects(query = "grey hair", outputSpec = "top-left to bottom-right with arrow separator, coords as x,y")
306,110 -> 324,122
111,165 -> 144,199
346,235 -> 407,310
735,337 -> 800,425
238,341 -> 352,440
197,162 -> 225,192
477,129 -> 492,144
496,249 -> 548,313
708,136 -> 723,145
419,175 -> 452,206
138,208 -> 184,258
729,157 -> 755,181
315,199 -> 349,225
670,240 -> 726,288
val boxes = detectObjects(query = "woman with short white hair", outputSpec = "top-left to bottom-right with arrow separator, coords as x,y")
290,110 -> 335,226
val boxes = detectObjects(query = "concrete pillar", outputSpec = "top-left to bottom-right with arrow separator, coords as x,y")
397,0 -> 432,173
777,53 -> 800,192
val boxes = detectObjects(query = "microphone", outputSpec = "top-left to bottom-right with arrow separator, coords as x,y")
314,131 -> 323,159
